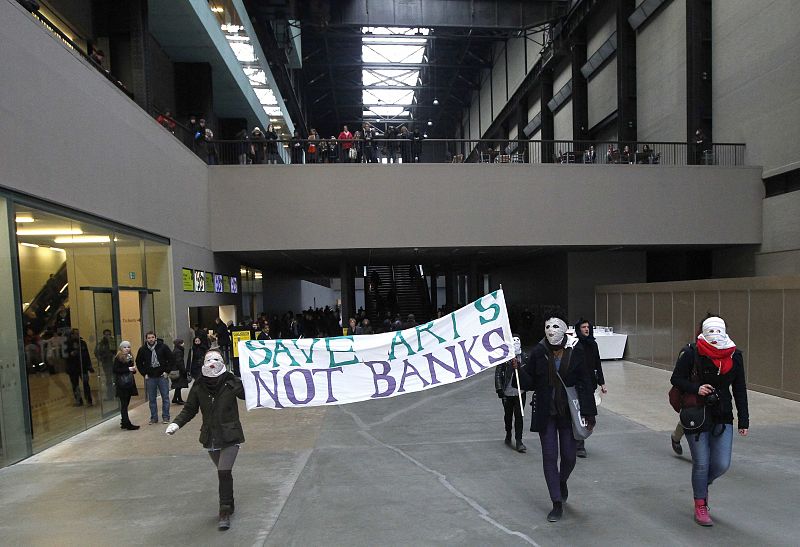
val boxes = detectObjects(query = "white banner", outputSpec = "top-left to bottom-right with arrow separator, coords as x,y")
239,290 -> 513,410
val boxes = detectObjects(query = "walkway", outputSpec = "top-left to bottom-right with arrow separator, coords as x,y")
1,360 -> 798,546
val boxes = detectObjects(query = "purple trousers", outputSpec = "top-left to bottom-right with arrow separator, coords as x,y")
538,415 -> 577,502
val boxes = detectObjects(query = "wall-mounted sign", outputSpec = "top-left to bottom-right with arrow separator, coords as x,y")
204,272 -> 214,292
129,272 -> 136,280
214,274 -> 224,293
230,276 -> 238,294
194,270 -> 205,291
222,275 -> 230,293
182,268 -> 194,291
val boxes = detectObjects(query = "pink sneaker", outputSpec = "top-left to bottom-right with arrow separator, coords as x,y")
694,499 -> 713,526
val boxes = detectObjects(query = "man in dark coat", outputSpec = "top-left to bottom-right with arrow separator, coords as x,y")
171,338 -> 188,404
135,331 -> 173,424
573,318 -> 607,458
215,318 -> 231,364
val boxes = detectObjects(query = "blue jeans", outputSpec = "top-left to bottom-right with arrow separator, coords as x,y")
686,424 -> 733,499
146,375 -> 171,421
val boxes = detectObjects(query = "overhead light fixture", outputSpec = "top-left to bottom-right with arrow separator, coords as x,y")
211,5 -> 224,13
20,242 -> 39,248
53,235 -> 111,243
49,247 -> 65,253
432,97 -> 439,105
59,283 -> 68,294
423,133 -> 428,138
15,215 -> 34,223
427,119 -> 433,126
17,228 -> 83,236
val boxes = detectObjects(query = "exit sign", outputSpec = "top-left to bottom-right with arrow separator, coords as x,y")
129,272 -> 136,280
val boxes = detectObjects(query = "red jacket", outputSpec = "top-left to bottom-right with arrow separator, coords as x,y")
338,131 -> 353,149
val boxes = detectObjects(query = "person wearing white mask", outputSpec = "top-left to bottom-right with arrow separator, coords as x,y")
165,350 -> 245,530
513,315 -> 597,522
670,314 -> 749,527
494,334 -> 528,452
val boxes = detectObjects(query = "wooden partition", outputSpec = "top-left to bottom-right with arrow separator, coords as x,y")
596,276 -> 800,401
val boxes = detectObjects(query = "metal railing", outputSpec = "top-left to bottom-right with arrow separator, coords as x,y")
203,138 -> 746,167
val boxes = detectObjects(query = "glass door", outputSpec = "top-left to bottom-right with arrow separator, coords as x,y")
90,290 -> 119,417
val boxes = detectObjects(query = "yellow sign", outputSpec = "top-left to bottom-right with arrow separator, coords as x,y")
182,268 -> 194,291
231,329 -> 252,358
205,272 -> 214,292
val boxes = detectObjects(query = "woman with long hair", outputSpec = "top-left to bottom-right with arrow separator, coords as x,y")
670,314 -> 749,526
113,341 -> 140,430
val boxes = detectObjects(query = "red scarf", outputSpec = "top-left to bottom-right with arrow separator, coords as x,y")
696,337 -> 735,375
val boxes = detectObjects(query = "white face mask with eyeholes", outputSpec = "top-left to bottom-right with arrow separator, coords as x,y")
544,318 -> 567,346
700,317 -> 735,349
512,336 -> 522,356
202,352 -> 226,377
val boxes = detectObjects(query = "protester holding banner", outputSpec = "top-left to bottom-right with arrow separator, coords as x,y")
494,334 -> 527,453
514,316 -> 597,523
166,349 -> 246,531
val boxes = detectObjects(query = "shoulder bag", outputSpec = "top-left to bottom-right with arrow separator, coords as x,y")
116,371 -> 134,389
556,373 -> 593,441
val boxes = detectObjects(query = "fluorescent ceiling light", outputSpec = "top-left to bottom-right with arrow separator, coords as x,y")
17,228 -> 83,236
49,247 -> 66,253
53,235 -> 111,243
15,216 -> 34,223
20,242 -> 39,248
59,283 -> 68,294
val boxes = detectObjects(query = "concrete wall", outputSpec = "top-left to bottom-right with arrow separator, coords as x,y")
587,2 -> 617,55
596,276 -> 800,401
492,45 -> 507,118
261,277 -> 338,316
588,58 -> 617,130
0,1 -> 210,250
553,101 -> 573,141
755,192 -> 800,275
636,0 -> 687,142
713,0 -> 800,175
209,164 -> 763,251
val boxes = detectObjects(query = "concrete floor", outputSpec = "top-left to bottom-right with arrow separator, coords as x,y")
1,360 -> 799,546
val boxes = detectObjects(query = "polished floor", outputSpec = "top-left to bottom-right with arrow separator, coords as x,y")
1,360 -> 799,546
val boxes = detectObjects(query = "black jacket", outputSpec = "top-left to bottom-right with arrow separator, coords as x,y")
517,339 -> 597,432
171,346 -> 189,389
66,337 -> 92,375
187,344 -> 208,379
494,351 -> 529,396
173,372 -> 246,449
670,344 -> 749,430
573,322 -> 605,390
135,341 -> 173,378
215,323 -> 231,346
113,355 -> 139,398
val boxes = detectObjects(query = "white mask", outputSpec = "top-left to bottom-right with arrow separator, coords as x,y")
512,336 -> 522,357
700,317 -> 735,349
202,352 -> 226,377
544,318 -> 567,346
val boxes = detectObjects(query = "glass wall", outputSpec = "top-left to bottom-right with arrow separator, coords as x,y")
7,200 -> 173,460
240,266 -> 263,322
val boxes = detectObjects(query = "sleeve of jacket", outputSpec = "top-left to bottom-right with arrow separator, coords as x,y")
731,352 -> 749,429
515,352 -> 537,392
572,348 -> 597,416
494,362 -> 506,392
232,377 -> 246,400
134,348 -> 146,376
670,345 -> 699,394
593,341 -> 606,385
173,383 -> 200,427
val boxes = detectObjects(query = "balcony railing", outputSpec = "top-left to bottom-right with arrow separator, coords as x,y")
200,138 -> 746,167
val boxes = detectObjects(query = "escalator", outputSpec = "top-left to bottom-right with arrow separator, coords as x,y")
22,262 -> 70,337
365,265 -> 431,328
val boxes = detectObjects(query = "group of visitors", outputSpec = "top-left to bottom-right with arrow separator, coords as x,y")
494,312 -> 748,527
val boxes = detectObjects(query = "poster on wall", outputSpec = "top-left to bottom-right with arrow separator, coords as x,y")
214,274 -> 224,293
182,268 -> 194,292
222,275 -> 230,293
205,272 -> 214,292
194,270 -> 205,292
230,276 -> 238,294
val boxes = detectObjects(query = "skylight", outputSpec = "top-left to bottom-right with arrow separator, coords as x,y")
361,27 -> 429,121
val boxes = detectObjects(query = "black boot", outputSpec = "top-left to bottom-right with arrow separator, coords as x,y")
218,510 -> 231,530
504,432 -> 512,446
576,440 -> 587,458
218,470 -> 234,526
516,440 -> 527,453
547,502 -> 563,522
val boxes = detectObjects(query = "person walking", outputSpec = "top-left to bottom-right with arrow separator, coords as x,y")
135,331 -> 173,424
171,338 -> 188,404
113,341 -> 139,430
573,318 -> 607,458
494,334 -> 527,453
514,316 -> 597,522
94,328 -> 116,400
214,317 -> 231,365
166,350 -> 246,530
187,336 -> 208,380
670,315 -> 749,527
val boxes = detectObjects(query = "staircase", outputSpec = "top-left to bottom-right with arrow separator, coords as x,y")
365,265 -> 431,327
